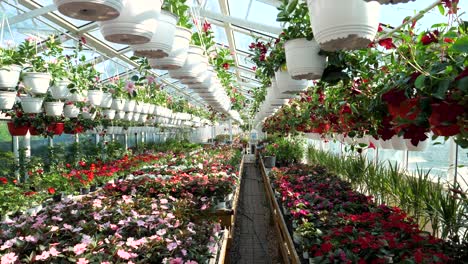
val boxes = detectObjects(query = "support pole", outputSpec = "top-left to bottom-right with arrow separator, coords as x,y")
229,119 -> 233,143
23,132 -> 31,182
13,136 -> 20,181
124,134 -> 128,150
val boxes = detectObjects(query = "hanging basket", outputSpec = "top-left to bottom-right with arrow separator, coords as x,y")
81,111 -> 96,120
53,0 -> 123,21
168,45 -> 209,80
284,38 -> 326,80
134,102 -> 144,113
124,112 -> 134,121
98,0 -> 162,44
148,26 -> 192,70
131,11 -> 178,59
307,0 -> 381,51
50,122 -> 65,135
44,101 -> 64,116
67,91 -> 88,102
405,138 -> 429,151
87,90 -> 104,106
22,72 -> 52,95
116,110 -> 126,120
390,135 -> 407,150
0,65 -> 21,90
64,104 -> 80,118
0,91 -> 17,110
363,0 -> 415,4
7,122 -> 29,136
102,109 -> 116,120
100,92 -> 113,108
50,80 -> 70,99
111,98 -> 126,111
123,100 -> 136,112
132,112 -> 141,122
20,97 -> 44,114
275,69 -> 308,94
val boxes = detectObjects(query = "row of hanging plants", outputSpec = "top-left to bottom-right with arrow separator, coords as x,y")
51,0 -> 247,117
0,144 -> 241,263
252,0 -> 467,149
269,164 -> 466,263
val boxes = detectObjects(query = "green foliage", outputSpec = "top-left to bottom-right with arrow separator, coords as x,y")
162,0 -> 192,29
0,151 -> 15,178
265,136 -> 304,165
276,0 -> 313,40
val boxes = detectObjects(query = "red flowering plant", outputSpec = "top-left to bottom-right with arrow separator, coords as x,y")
191,19 -> 215,55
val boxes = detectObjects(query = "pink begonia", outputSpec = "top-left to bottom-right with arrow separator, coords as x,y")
73,243 -> 88,255
1,252 -> 18,264
125,81 -> 136,94
49,247 -> 60,257
181,249 -> 187,256
117,249 -> 137,260
160,198 -> 168,204
77,258 -> 89,264
25,235 -> 37,243
122,195 -> 133,204
169,258 -> 184,264
35,250 -> 50,261
157,229 -> 167,236
146,76 -> 156,85
167,242 -> 178,251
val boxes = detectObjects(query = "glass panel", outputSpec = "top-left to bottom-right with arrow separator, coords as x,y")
227,0 -> 250,19
237,53 -> 255,69
408,138 -> 451,179
246,0 -> 281,27
212,24 -> 229,46
233,31 -> 256,53
378,149 -> 405,169
457,144 -> 468,191
201,0 -> 221,13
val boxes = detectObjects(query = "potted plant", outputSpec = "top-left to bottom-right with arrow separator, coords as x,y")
87,73 -> 104,106
4,105 -> 30,136
277,0 -> 326,80
169,19 -> 213,80
263,142 -> 277,168
307,0 -> 381,51
54,0 -> 123,21
63,101 -> 80,118
98,0 -> 163,44
47,37 -> 71,100
17,37 -> 51,95
0,40 -> 22,110
44,93 -> 64,117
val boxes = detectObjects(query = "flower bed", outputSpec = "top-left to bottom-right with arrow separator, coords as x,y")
0,147 -> 241,263
269,165 -> 452,263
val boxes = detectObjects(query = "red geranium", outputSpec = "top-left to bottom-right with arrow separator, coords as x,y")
48,187 -> 56,195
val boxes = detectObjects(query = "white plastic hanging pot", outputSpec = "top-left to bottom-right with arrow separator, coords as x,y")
67,90 -> 88,102
148,26 -> 192,70
132,112 -> 141,122
405,138 -> 429,151
53,0 -> 123,21
391,135 -> 407,150
132,11 -> 178,58
148,104 -> 156,114
142,103 -> 151,114
50,79 -> 70,99
284,38 -> 326,80
124,112 -> 134,121
0,91 -> 17,110
100,92 -> 113,108
378,138 -> 393,149
81,111 -> 96,120
111,98 -> 126,111
20,97 -> 44,114
307,0 -> 381,51
124,100 -> 136,112
64,104 -> 80,118
134,102 -> 144,113
45,101 -> 64,116
102,109 -> 116,120
22,72 -> 52,95
87,90 -> 104,106
116,110 -> 126,120
368,136 -> 381,148
0,65 -> 21,90
275,69 -> 308,94
138,114 -> 147,123
169,45 -> 209,80
98,0 -> 162,44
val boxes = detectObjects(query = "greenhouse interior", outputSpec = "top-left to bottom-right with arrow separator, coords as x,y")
0,0 -> 467,263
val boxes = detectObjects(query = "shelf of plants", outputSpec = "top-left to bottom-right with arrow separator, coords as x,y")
0,140 -> 244,263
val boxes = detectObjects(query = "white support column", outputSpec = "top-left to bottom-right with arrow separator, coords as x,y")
124,134 -> 128,150
448,138 -> 457,185
229,119 -> 233,143
23,132 -> 31,181
12,136 -> 20,181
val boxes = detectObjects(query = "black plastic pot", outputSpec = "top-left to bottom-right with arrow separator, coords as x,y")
90,185 -> 97,192
52,193 -> 62,202
80,187 -> 90,195
263,156 -> 276,168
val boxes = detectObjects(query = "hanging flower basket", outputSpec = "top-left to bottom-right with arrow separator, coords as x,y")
131,11 -> 178,59
64,104 -> 80,118
132,112 -> 141,122
67,90 -> 88,102
87,90 -> 104,106
81,111 -> 96,120
0,91 -> 17,110
49,122 -> 65,135
111,98 -> 126,111
405,138 -> 429,151
363,0 -> 415,4
100,92 -> 113,108
390,135 -> 407,150
44,101 -> 64,116
7,122 -> 29,136
149,26 -> 192,70
20,97 -> 44,114
102,109 -> 116,120
284,38 -> 326,80
124,112 -> 134,121
22,72 -> 52,95
134,102 -> 144,113
53,0 -> 123,21
275,69 -> 308,94
98,0 -> 162,44
169,45 -> 209,80
50,80 -> 70,99
123,100 -> 136,112
307,0 -> 381,51
116,110 -> 126,120
0,65 -> 21,89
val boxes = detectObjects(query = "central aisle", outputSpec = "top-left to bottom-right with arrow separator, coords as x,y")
229,157 -> 281,264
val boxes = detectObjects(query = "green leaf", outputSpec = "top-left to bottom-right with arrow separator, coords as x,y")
287,0 -> 298,14
415,74 -> 426,89
457,77 -> 468,93
437,4 -> 445,16
433,80 -> 450,99
452,36 -> 468,53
